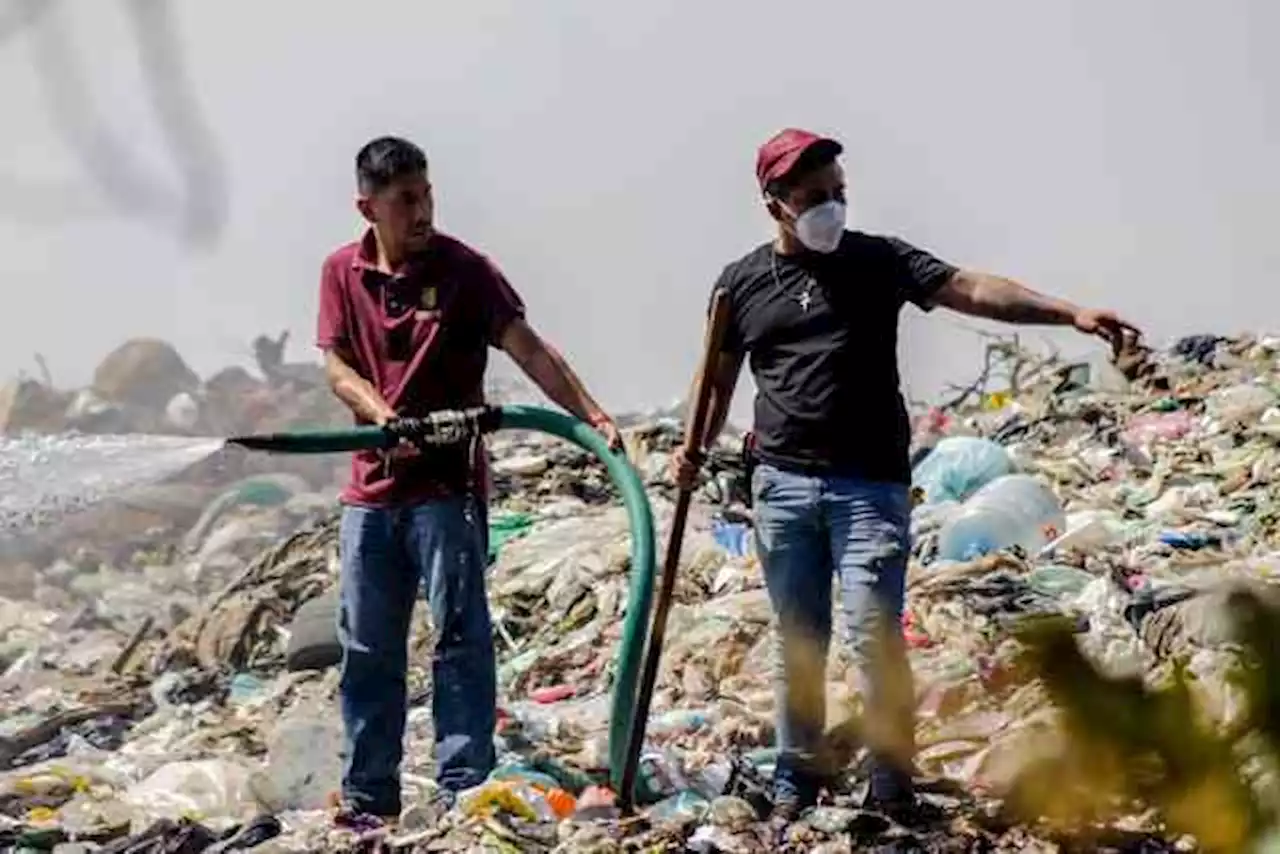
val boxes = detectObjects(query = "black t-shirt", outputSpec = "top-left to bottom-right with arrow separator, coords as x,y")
713,231 -> 957,484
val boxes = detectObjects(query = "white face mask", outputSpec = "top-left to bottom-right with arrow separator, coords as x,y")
789,200 -> 846,253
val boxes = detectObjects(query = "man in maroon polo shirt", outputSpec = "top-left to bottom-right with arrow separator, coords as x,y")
317,135 -> 621,825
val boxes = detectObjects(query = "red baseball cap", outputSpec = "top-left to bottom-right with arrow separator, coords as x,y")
755,128 -> 843,191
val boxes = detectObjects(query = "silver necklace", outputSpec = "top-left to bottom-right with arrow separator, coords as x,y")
770,250 -> 816,312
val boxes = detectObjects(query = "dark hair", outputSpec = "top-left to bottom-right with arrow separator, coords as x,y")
356,136 -> 427,194
765,145 -> 840,199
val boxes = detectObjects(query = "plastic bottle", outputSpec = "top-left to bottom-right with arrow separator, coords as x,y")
936,474 -> 1065,561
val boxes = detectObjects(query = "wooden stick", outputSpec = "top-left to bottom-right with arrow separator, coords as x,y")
110,615 -> 155,675
618,289 -> 733,811
0,701 -> 140,769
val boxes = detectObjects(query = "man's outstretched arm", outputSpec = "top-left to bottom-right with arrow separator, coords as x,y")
498,318 -> 622,448
931,269 -> 1142,352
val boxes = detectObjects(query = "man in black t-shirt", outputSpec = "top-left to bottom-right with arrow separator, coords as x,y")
672,128 -> 1141,821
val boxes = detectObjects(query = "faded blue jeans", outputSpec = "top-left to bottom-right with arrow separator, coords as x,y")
336,496 -> 495,817
752,463 -> 916,803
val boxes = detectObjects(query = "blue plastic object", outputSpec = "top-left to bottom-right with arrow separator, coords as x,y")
937,474 -> 1065,561
911,436 -> 1014,506
711,519 -> 751,557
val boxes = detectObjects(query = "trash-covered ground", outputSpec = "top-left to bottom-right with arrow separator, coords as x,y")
4,332 -> 1280,851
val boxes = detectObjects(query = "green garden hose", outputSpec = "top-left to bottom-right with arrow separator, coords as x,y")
229,404 -> 656,797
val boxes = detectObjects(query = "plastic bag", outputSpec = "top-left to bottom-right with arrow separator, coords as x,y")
937,474 -> 1065,561
648,790 -> 710,823
255,715 -> 344,811
1025,565 -> 1096,599
459,779 -> 573,821
911,436 -> 1014,506
711,519 -> 751,557
122,759 -> 260,823
1122,411 -> 1195,446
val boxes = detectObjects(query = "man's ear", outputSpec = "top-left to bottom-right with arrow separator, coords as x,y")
764,195 -> 785,223
762,195 -> 793,225
355,195 -> 375,223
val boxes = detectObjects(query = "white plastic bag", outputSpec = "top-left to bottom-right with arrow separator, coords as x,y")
122,758 -> 261,822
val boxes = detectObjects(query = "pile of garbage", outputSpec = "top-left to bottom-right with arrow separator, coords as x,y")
5,332 -> 1280,850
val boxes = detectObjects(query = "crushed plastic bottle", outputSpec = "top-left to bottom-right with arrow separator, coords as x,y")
937,474 -> 1066,561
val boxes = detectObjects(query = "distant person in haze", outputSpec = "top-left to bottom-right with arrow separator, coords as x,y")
317,136 -> 622,827
671,128 -> 1142,822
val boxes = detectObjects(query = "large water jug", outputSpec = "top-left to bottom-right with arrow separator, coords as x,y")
937,474 -> 1065,561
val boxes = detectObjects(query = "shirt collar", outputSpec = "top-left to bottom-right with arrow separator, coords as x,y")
350,228 -> 439,276
350,228 -> 380,272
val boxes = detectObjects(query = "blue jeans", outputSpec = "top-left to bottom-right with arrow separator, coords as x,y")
752,463 -> 915,802
336,497 -> 495,816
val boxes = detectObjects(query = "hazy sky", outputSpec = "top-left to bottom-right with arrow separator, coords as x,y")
1,1 -> 1276,419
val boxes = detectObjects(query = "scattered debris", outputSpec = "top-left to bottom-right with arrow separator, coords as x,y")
6,332 -> 1280,850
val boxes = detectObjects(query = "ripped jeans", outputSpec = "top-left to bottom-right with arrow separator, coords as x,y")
337,497 -> 495,817
751,463 -> 915,801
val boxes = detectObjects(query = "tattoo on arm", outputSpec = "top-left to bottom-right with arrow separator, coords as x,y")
936,270 -> 1079,326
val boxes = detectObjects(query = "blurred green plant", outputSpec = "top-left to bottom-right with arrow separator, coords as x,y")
1003,587 -> 1280,852
794,587 -> 1280,851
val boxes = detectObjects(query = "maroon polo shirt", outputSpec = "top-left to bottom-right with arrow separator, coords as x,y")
316,229 -> 525,507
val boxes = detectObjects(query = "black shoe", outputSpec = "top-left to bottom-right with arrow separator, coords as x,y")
862,763 -> 918,822
862,790 -> 917,822
401,787 -> 457,829
771,778 -> 819,823
333,804 -> 399,834
771,792 -> 811,824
